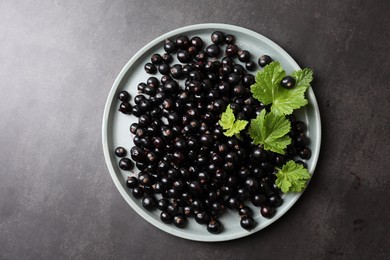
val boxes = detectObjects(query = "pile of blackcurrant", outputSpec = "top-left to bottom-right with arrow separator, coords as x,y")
115,31 -> 311,234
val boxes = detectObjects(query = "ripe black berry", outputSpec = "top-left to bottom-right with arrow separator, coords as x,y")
144,63 -> 156,74
260,206 -> 276,218
281,76 -> 296,89
226,44 -> 239,57
240,217 -> 255,230
258,55 -> 273,67
126,176 -> 138,189
151,53 -> 162,65
118,91 -> 130,102
225,34 -> 235,44
176,35 -> 190,50
174,214 -> 187,228
119,158 -> 134,171
115,147 -> 127,157
206,44 -> 220,58
207,219 -> 223,234
118,102 -> 132,114
238,50 -> 251,62
142,196 -> 157,211
211,31 -> 225,45
191,36 -> 203,49
164,39 -> 177,53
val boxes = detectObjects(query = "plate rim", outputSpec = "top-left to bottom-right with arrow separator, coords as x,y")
102,23 -> 322,242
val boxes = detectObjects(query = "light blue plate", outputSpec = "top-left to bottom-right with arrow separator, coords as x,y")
102,23 -> 321,242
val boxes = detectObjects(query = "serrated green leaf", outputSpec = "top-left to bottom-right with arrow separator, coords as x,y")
271,86 -> 308,115
292,68 -> 313,89
248,109 -> 266,145
248,110 -> 291,154
219,105 -> 248,137
264,112 -> 292,140
275,173 -> 292,193
275,161 -> 311,193
250,62 -> 313,116
234,120 -> 248,132
224,127 -> 236,137
263,135 -> 291,154
219,104 -> 235,130
290,179 -> 308,193
252,62 -> 285,105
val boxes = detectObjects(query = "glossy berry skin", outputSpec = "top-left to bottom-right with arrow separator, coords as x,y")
137,82 -> 146,93
191,36 -> 203,49
118,91 -> 130,102
157,198 -> 169,211
160,211 -> 173,224
242,74 -> 255,87
207,219 -> 223,234
118,102 -> 132,114
158,63 -> 170,75
164,80 -> 179,93
132,187 -> 144,199
268,194 -> 283,207
164,39 -> 177,53
195,212 -> 210,225
238,50 -> 251,62
238,206 -> 253,217
147,76 -> 159,87
126,176 -> 138,189
260,206 -> 276,218
211,31 -> 225,45
142,196 -> 157,211
258,55 -> 273,67
130,146 -> 146,162
151,53 -> 162,65
174,214 -> 187,228
245,177 -> 259,192
225,196 -> 240,210
299,147 -> 312,160
228,73 -> 240,85
162,53 -> 172,63
119,158 -> 134,171
206,44 -> 220,57
240,217 -> 255,231
195,51 -> 207,62
134,95 -> 145,105
170,64 -> 184,79
251,193 -> 266,206
245,61 -> 256,71
144,63 -> 156,74
176,35 -> 190,50
251,147 -> 267,162
281,76 -> 296,89
225,34 -> 235,44
177,50 -> 191,63
226,44 -> 239,57
115,147 -> 127,157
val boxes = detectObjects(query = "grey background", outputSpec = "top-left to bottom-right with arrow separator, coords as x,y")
1,0 -> 389,259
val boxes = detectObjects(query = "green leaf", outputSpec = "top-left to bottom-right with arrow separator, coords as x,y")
219,105 -> 248,137
248,109 -> 267,145
248,110 -> 291,154
275,161 -> 311,193
250,62 -> 313,116
292,68 -> 313,89
219,104 -> 235,130
252,62 -> 286,105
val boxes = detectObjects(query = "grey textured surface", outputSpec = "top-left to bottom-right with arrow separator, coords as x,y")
0,0 -> 389,259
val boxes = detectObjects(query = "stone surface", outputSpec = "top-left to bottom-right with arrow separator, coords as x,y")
0,0 -> 389,259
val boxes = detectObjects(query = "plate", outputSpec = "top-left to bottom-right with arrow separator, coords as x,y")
102,23 -> 321,242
